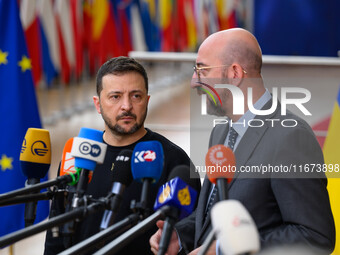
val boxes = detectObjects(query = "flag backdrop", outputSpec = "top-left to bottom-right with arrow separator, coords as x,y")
70,0 -> 84,80
0,0 -> 49,236
111,0 -> 133,56
55,0 -> 75,84
323,87 -> 340,255
1,0 -> 338,87
36,0 -> 60,86
20,0 -> 42,86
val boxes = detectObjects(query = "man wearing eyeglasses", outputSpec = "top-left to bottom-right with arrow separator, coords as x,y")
150,28 -> 335,255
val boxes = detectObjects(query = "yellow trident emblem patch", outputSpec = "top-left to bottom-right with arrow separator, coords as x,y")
158,183 -> 171,204
177,186 -> 191,206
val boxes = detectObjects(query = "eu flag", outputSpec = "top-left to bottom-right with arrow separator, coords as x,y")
0,0 -> 49,236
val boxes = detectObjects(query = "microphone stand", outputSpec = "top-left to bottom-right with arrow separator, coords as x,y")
130,177 -> 153,218
197,230 -> 215,255
58,213 -> 141,255
0,189 -> 65,207
24,178 -> 40,227
0,197 -> 105,248
63,168 -> 89,248
59,178 -> 154,254
93,205 -> 172,255
0,175 -> 74,202
157,213 -> 179,255
216,179 -> 229,200
63,177 -> 162,255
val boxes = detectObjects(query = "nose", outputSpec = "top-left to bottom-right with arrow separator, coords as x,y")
121,96 -> 132,111
191,72 -> 200,89
191,71 -> 204,94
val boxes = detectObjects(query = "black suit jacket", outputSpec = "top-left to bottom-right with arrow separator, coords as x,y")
176,102 -> 335,254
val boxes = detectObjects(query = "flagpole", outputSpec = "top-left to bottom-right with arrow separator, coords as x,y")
9,244 -> 14,255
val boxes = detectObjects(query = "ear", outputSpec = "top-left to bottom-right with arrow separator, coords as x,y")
93,96 -> 101,114
231,64 -> 246,86
147,95 -> 150,103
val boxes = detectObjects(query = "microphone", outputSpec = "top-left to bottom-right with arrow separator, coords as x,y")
60,137 -> 93,185
211,200 -> 260,255
154,165 -> 199,219
93,165 -> 198,255
20,128 -> 51,227
100,149 -> 133,230
59,138 -> 79,186
131,140 -> 164,216
70,127 -> 107,208
154,165 -> 198,255
20,128 -> 51,180
198,145 -> 236,255
205,144 -> 236,201
50,138 -> 79,239
62,128 -> 107,247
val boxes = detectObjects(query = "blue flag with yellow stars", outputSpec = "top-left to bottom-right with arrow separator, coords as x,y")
0,0 -> 49,236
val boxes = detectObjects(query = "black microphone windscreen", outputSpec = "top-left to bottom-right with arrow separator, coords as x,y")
167,165 -> 200,191
112,150 -> 133,186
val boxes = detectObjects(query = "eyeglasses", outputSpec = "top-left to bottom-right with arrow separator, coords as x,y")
193,64 -> 247,78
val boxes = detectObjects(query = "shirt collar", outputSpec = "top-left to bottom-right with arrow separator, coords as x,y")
229,89 -> 272,139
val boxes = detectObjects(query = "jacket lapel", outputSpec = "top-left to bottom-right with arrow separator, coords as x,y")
228,99 -> 279,188
194,178 -> 212,247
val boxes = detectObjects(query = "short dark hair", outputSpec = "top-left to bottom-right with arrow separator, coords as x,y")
96,56 -> 148,96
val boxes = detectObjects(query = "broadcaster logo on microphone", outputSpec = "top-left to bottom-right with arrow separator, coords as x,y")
31,140 -> 49,156
21,139 -> 49,157
208,144 -> 232,166
134,150 -> 157,163
79,142 -> 101,157
177,186 -> 191,206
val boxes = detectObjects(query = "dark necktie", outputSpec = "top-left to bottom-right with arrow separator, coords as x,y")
227,127 -> 238,151
204,127 -> 238,222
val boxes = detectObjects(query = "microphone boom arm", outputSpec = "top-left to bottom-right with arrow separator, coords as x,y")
0,174 -> 75,202
93,206 -> 172,255
58,213 -> 141,255
0,189 -> 65,207
0,199 -> 105,248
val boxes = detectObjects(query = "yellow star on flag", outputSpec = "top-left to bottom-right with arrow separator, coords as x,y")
0,49 -> 8,65
18,55 -> 32,72
0,154 -> 13,171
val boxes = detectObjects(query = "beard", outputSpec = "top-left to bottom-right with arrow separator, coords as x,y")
194,79 -> 227,117
206,94 -> 226,116
101,106 -> 148,136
